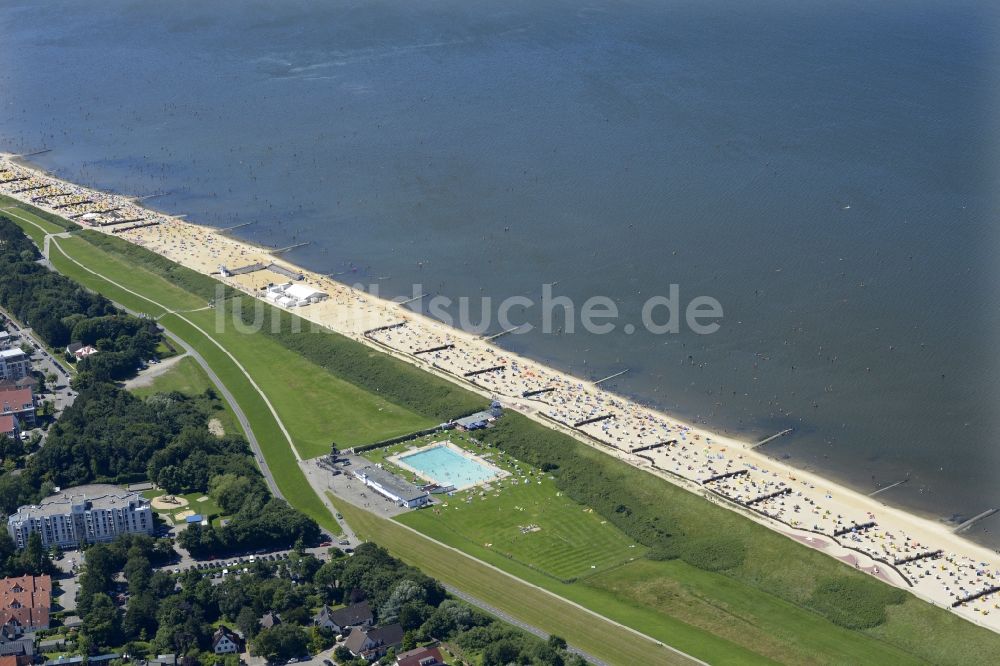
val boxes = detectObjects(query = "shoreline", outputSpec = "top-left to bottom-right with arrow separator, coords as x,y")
2,153 -> 998,632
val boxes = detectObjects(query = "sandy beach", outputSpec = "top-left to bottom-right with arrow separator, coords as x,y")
3,154 -> 998,632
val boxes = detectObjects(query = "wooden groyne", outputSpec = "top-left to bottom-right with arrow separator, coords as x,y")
463,365 -> 505,378
632,440 -> 675,454
12,184 -> 46,193
833,521 -> 877,537
521,387 -> 555,398
745,487 -> 792,506
415,344 -> 454,355
574,414 -> 613,427
952,586 -> 1000,608
702,469 -> 749,485
363,322 -> 406,337
894,550 -> 942,566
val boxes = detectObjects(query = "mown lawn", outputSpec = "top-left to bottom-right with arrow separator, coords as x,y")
382,433 -> 645,582
387,437 -> 928,666
331,493 -> 752,666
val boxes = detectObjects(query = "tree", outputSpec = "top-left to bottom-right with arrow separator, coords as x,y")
482,640 -> 521,666
235,606 -> 260,640
84,593 -> 121,647
18,531 -> 51,575
548,635 -> 567,650
252,624 -> 308,662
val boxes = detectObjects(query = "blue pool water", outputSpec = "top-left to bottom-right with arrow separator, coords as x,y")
399,445 -> 501,490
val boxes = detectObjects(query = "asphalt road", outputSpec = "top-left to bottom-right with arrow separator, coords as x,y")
164,332 -> 284,500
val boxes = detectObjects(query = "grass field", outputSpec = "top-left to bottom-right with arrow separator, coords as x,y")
381,438 -> 936,665
19,209 -> 1000,665
373,434 -> 646,582
330,493 -> 754,666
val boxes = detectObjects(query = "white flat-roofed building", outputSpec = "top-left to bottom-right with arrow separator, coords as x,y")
353,466 -> 429,508
7,484 -> 154,549
0,350 -> 30,383
264,282 -> 328,307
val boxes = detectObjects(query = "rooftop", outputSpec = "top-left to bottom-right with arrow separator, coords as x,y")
354,465 -> 427,503
8,484 -> 149,520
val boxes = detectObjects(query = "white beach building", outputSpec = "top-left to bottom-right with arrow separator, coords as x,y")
264,283 -> 328,307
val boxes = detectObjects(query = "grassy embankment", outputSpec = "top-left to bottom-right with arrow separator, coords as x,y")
13,206 -> 1000,665
44,234 -> 429,531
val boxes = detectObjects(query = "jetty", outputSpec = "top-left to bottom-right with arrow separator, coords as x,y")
954,509 -> 998,534
220,221 -> 257,233
593,369 -> 628,386
397,292 -> 425,306
869,478 -> 909,497
484,325 -> 523,341
750,428 -> 793,449
132,192 -> 169,202
272,241 -> 310,255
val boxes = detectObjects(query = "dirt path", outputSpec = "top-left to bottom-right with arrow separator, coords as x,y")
122,352 -> 187,389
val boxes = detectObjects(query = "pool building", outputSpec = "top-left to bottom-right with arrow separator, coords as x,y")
352,465 -> 430,508
391,442 -> 507,491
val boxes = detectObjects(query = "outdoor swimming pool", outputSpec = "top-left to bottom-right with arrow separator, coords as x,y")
397,444 -> 503,491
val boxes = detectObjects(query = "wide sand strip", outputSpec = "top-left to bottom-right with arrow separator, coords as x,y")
2,154 -> 997,632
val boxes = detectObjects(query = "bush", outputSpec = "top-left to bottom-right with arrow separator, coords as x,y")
807,576 -> 907,629
677,536 -> 746,571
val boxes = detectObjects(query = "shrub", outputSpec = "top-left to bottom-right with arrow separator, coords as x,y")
807,576 -> 907,629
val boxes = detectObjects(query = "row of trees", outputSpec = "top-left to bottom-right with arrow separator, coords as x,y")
0,216 -> 159,380
0,216 -> 116,348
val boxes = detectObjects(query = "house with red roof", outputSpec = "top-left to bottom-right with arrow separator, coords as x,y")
0,575 -> 50,634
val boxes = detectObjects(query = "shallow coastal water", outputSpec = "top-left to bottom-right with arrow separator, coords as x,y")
2,1 -> 999,544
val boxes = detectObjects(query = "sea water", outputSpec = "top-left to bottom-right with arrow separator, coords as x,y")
2,0 -> 998,544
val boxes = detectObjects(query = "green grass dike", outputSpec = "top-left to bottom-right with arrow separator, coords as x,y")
20,212 -> 1000,665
